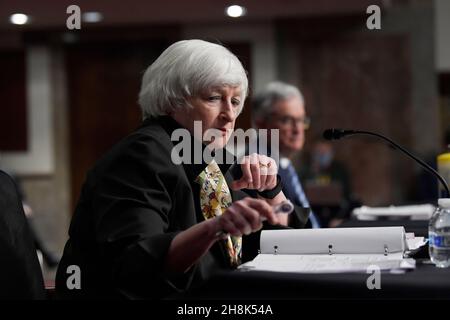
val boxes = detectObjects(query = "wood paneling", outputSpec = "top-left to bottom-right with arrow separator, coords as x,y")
67,41 -> 170,209
298,35 -> 412,205
0,50 -> 27,151
281,21 -> 413,205
225,42 -> 252,131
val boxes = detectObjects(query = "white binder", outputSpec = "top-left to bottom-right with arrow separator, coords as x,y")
239,227 -> 425,273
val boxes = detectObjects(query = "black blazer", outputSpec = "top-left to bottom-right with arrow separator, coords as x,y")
0,171 -> 45,299
55,116 -> 307,299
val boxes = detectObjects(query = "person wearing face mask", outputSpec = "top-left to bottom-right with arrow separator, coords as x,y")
302,140 -> 353,227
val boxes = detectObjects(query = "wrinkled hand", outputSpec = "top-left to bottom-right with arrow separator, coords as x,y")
215,197 -> 280,237
230,153 -> 278,192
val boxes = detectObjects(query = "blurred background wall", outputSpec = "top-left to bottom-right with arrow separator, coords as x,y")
0,0 -> 449,265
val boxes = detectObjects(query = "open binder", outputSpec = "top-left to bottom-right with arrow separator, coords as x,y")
239,227 -> 426,273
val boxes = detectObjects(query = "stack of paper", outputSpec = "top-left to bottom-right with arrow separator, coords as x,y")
352,204 -> 435,220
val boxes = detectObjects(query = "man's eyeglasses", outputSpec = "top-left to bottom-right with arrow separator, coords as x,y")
273,115 -> 311,130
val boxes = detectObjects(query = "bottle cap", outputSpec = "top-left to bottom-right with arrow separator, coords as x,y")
437,153 -> 450,164
438,198 -> 450,208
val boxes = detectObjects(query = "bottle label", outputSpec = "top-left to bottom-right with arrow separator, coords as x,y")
429,234 -> 450,248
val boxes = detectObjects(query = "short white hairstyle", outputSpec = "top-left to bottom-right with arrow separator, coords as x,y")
138,39 -> 248,119
251,81 -> 304,126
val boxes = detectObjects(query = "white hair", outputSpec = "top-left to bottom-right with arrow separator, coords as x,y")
138,39 -> 248,119
251,81 -> 304,126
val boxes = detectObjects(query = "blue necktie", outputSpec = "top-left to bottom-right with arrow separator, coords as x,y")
279,161 -> 321,228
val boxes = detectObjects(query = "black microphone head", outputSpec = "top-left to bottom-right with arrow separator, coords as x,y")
323,129 -> 334,140
323,129 -> 344,140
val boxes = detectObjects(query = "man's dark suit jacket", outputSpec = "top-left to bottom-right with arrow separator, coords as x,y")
55,116 -> 308,299
0,171 -> 45,299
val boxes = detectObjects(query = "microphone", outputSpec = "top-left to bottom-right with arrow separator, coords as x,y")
323,129 -> 356,140
323,128 -> 450,198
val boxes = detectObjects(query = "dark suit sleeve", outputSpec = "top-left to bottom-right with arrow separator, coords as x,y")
0,171 -> 45,299
89,135 -> 195,299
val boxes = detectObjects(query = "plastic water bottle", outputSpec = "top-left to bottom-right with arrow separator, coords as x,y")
429,198 -> 450,267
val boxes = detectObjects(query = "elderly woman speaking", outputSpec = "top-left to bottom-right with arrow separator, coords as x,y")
55,40 -> 306,299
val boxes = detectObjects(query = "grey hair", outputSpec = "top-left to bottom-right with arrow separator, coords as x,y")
251,81 -> 304,126
138,39 -> 248,119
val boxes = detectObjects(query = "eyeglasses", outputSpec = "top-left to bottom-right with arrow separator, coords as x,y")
273,115 -> 311,130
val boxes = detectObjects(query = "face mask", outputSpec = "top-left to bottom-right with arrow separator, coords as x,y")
314,153 -> 333,168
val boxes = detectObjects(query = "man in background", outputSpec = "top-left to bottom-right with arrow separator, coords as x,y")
252,81 -> 320,228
